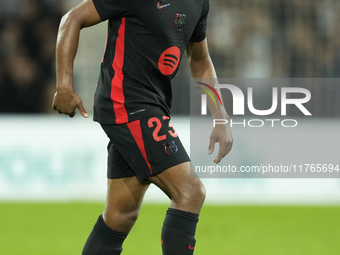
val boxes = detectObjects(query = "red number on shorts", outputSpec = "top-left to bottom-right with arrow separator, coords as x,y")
148,117 -> 166,141
162,116 -> 178,137
168,122 -> 178,137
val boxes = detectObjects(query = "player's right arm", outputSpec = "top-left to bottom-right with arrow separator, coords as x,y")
187,39 -> 233,164
52,0 -> 102,118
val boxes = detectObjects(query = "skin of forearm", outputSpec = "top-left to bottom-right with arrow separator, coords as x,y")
56,0 -> 101,93
189,55 -> 229,119
56,12 -> 82,92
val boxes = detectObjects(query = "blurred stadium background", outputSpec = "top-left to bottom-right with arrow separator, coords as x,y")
1,0 -> 340,254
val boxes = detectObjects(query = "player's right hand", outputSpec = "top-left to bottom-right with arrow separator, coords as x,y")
208,121 -> 233,164
52,89 -> 88,118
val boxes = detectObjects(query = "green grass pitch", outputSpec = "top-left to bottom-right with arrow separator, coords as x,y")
1,203 -> 340,255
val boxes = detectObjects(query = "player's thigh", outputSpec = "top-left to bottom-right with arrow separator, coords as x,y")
148,161 -> 206,213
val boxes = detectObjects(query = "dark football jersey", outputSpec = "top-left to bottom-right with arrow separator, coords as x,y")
92,0 -> 209,124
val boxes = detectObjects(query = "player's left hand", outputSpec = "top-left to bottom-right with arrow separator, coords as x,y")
208,123 -> 233,164
52,89 -> 88,118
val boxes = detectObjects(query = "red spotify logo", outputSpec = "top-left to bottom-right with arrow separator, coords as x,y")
158,46 -> 181,75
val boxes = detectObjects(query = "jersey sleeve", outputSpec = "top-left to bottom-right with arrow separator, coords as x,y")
190,0 -> 209,43
92,0 -> 127,21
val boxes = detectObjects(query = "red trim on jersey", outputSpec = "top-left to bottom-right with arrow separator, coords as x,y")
111,18 -> 128,124
127,120 -> 153,174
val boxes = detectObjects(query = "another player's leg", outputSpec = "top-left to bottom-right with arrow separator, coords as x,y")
149,162 -> 205,255
82,176 -> 149,255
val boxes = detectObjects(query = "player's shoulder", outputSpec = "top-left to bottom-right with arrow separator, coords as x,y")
196,0 -> 210,14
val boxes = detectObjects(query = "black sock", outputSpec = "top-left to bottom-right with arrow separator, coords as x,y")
82,215 -> 128,255
161,208 -> 199,255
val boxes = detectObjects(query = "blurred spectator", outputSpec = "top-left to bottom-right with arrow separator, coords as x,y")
0,0 -> 340,115
208,0 -> 340,78
0,0 -> 64,113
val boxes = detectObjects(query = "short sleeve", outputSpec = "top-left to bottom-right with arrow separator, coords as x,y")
190,0 -> 209,43
92,0 -> 127,21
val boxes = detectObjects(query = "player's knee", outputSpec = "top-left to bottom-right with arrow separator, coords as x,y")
127,209 -> 140,223
103,209 -> 140,231
200,182 -> 206,202
178,181 -> 206,208
195,181 -> 206,205
119,209 -> 140,224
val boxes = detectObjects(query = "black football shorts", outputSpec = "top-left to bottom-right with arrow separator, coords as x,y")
101,116 -> 190,182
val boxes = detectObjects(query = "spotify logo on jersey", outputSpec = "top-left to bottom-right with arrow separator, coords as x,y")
158,46 -> 180,75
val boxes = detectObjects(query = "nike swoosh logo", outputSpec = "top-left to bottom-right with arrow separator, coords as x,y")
188,245 -> 195,250
156,2 -> 170,9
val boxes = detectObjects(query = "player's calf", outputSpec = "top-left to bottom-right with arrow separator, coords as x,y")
160,181 -> 205,255
82,215 -> 127,255
149,162 -> 206,254
161,208 -> 200,255
83,176 -> 148,254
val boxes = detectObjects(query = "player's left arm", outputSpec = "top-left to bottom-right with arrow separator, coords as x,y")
52,0 -> 102,118
186,39 -> 233,164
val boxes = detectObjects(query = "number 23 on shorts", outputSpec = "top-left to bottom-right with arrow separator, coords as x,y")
147,116 -> 178,142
